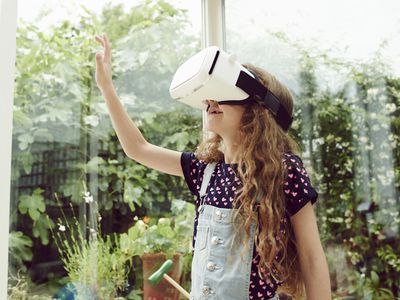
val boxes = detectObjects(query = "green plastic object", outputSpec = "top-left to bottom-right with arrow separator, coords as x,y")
148,259 -> 174,285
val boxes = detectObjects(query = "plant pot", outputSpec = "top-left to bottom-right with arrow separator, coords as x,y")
141,252 -> 183,300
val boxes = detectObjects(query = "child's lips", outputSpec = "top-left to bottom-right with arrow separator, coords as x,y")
208,108 -> 223,115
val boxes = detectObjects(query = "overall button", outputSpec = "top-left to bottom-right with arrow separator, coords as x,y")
211,236 -> 223,245
207,262 -> 217,271
202,285 -> 213,296
215,210 -> 225,220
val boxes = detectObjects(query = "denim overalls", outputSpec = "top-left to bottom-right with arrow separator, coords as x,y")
189,163 -> 280,300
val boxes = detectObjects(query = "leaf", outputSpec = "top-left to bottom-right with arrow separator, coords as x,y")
171,199 -> 187,215
18,188 -> 45,221
158,0 -> 177,16
33,128 -> 54,142
127,225 -> 142,240
17,133 -> 34,150
141,111 -> 156,124
9,231 -> 33,265
104,199 -> 114,211
126,289 -> 143,300
33,216 -> 54,245
18,152 -> 34,174
162,131 -> 190,150
158,218 -> 171,227
123,181 -> 143,208
99,180 -> 109,192
370,270 -> 379,287
84,115 -> 100,127
158,226 -> 175,239
13,108 -> 33,128
86,156 -> 106,172
61,180 -> 85,203
138,51 -> 149,66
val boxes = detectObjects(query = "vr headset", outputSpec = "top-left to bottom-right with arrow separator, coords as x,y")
169,46 -> 293,132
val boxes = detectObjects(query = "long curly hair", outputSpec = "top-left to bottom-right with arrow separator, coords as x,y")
195,63 -> 305,299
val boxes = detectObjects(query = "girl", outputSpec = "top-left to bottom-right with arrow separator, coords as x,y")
94,34 -> 331,300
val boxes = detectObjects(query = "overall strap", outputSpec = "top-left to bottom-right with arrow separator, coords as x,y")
200,162 -> 217,198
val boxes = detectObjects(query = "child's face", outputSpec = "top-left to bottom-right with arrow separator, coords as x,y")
205,99 -> 246,138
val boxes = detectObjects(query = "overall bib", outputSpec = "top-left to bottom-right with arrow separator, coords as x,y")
189,163 -> 280,300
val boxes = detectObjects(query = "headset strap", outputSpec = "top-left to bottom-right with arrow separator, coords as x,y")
235,70 -> 293,132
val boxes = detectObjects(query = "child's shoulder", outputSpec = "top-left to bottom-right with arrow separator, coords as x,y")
181,151 -> 210,170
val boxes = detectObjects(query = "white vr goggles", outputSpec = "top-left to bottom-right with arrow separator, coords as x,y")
169,46 -> 293,132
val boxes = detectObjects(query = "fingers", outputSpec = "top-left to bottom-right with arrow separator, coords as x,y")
95,52 -> 103,61
94,34 -> 112,65
95,35 -> 105,47
95,52 -> 104,70
94,35 -> 104,66
103,34 -> 112,62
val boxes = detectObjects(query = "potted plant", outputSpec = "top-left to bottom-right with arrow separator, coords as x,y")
119,199 -> 195,300
49,192 -> 133,300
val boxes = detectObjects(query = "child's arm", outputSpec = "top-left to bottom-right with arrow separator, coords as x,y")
290,202 -> 332,300
94,34 -> 183,177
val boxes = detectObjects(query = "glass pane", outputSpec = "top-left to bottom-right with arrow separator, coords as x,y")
9,0 -> 201,298
226,0 -> 399,299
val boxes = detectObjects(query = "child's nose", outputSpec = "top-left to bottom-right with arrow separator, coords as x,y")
205,100 -> 218,112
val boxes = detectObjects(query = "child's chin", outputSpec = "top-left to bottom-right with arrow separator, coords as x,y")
206,126 -> 217,133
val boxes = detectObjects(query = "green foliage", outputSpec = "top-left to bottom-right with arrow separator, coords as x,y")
124,288 -> 143,300
8,232 -> 33,273
18,188 -> 55,245
49,193 -> 130,299
48,195 -> 194,299
119,199 -> 195,259
344,269 -> 395,300
18,188 -> 46,221
8,272 -> 56,299
269,32 -> 400,297
60,179 -> 87,204
11,0 -> 200,279
9,0 -> 400,298
377,245 -> 400,273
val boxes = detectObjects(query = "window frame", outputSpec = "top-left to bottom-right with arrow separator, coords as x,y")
201,0 -> 225,137
0,0 -> 17,298
0,0 -> 226,297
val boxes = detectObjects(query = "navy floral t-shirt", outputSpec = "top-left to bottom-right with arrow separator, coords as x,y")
180,151 -> 318,299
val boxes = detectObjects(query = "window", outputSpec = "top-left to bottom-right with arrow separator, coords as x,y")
3,0 -> 400,298
225,0 -> 400,297
7,0 -> 201,298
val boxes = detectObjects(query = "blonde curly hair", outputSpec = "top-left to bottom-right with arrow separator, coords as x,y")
195,63 -> 306,299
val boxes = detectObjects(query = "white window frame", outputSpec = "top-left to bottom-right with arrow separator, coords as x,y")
0,0 -> 17,298
201,0 -> 225,138
0,0 -> 226,298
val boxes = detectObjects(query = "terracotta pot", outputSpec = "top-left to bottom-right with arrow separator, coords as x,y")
141,252 -> 183,300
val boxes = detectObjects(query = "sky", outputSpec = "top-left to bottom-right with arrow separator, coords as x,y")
225,0 -> 400,75
17,0 -> 201,31
17,0 -> 400,76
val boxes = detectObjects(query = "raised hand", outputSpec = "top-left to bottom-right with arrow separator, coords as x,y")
94,34 -> 113,92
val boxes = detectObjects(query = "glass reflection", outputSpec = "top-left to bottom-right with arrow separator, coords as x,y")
226,0 -> 400,298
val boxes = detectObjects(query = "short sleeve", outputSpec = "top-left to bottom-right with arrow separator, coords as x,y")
180,152 -> 207,197
283,154 -> 319,216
